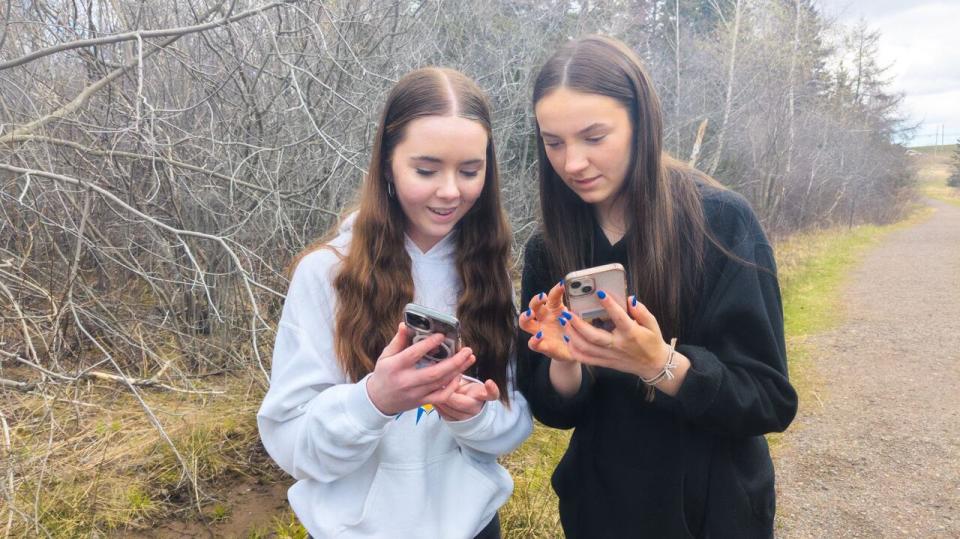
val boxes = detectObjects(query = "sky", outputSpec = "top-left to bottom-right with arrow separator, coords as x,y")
816,0 -> 960,147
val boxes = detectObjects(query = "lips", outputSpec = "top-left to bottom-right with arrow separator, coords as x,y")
571,175 -> 601,187
428,207 -> 456,216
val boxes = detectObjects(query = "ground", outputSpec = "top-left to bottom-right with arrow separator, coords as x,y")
774,194 -> 960,537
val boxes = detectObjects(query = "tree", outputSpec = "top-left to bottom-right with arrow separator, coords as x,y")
949,139 -> 960,188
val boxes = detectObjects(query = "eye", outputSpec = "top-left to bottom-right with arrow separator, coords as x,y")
415,168 -> 437,176
585,135 -> 607,144
544,140 -> 563,149
460,169 -> 480,177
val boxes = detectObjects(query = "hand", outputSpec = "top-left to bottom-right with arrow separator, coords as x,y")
366,323 -> 476,416
518,281 -> 574,362
561,292 -> 672,380
434,378 -> 501,421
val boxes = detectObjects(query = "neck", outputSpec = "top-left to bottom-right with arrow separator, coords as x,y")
594,196 -> 627,244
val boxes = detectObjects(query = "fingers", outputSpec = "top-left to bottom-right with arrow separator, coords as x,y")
596,290 -> 635,331
518,307 -> 539,335
627,296 -> 662,335
527,330 -> 572,361
481,379 -> 500,401
545,281 -> 565,309
567,314 -> 617,349
394,332 -> 447,367
421,372 -> 463,405
457,379 -> 500,401
409,348 -> 475,389
380,322 -> 411,358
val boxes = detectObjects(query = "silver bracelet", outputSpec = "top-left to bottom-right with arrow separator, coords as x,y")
637,337 -> 677,401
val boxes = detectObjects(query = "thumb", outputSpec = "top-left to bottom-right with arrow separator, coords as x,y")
380,322 -> 411,358
481,379 -> 501,402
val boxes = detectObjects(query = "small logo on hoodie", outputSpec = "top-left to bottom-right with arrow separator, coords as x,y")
396,404 -> 437,424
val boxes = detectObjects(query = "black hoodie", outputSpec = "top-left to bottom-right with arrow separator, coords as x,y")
517,184 -> 798,538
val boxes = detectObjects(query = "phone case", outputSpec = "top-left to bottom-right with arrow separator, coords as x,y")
564,263 -> 627,332
402,303 -> 461,366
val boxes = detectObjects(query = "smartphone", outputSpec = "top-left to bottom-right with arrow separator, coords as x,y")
564,263 -> 627,332
403,303 -> 461,367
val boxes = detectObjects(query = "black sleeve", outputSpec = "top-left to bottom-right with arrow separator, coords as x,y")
516,233 -> 595,430
659,200 -> 798,437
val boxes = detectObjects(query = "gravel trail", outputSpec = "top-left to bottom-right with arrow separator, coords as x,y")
775,199 -> 960,538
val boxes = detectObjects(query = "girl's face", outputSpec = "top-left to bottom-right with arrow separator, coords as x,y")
535,87 -> 633,210
390,115 -> 488,252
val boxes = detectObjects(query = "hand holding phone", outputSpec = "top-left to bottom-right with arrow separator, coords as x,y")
564,263 -> 627,331
402,303 -> 461,368
365,320 -> 475,416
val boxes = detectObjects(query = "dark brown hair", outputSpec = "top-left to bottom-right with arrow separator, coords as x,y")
290,68 -> 515,402
533,35 -> 721,339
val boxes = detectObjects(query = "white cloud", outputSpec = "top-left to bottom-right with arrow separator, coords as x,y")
816,0 -> 960,145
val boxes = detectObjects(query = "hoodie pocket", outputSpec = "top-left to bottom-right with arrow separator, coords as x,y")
344,450 -> 506,537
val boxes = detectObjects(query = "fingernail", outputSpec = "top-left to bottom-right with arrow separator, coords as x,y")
558,317 -> 567,326
535,331 -> 542,339
558,279 -> 564,286
597,290 -> 606,299
563,335 -> 570,343
539,292 -> 545,300
561,311 -> 573,320
631,296 -> 637,307
525,308 -> 532,317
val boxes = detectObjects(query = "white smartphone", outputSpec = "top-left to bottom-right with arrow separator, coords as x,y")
564,263 -> 627,332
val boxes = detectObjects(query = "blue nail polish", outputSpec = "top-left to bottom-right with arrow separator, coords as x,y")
536,331 -> 543,339
559,279 -> 564,286
525,308 -> 532,317
558,317 -> 567,326
631,296 -> 637,307
561,311 -> 573,320
597,290 -> 606,299
563,335 -> 570,343
539,292 -> 545,300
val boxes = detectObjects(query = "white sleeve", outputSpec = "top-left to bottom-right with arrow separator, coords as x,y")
443,355 -> 533,459
256,251 -> 393,484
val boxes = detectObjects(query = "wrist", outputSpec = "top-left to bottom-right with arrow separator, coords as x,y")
633,341 -> 673,379
365,374 -> 398,416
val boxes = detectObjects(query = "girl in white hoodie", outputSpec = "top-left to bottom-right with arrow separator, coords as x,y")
257,67 -> 532,539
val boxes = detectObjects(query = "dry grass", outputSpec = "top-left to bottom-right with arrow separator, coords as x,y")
1,373 -> 269,537
2,199 -> 941,538
914,151 -> 960,206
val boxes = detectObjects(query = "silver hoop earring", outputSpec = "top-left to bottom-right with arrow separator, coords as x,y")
386,181 -> 396,198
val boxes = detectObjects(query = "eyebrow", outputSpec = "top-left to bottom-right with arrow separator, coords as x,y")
540,122 -> 608,138
410,156 -> 484,166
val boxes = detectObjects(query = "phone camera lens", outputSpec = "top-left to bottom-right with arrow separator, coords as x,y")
570,280 -> 582,289
581,285 -> 593,294
407,313 -> 430,331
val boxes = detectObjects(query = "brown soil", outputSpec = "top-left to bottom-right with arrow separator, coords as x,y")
774,198 -> 960,538
129,475 -> 293,538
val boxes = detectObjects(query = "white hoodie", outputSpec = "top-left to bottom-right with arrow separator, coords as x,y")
257,218 -> 532,538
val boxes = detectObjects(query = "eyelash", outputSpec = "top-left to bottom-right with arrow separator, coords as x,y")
544,135 -> 606,148
416,169 -> 480,177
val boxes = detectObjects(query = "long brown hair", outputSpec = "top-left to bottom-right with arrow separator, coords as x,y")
533,35 -> 720,339
291,68 -> 515,401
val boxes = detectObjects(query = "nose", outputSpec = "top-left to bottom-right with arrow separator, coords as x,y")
564,145 -> 589,176
436,172 -> 461,200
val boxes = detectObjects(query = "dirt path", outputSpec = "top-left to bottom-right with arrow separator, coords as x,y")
774,199 -> 960,538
